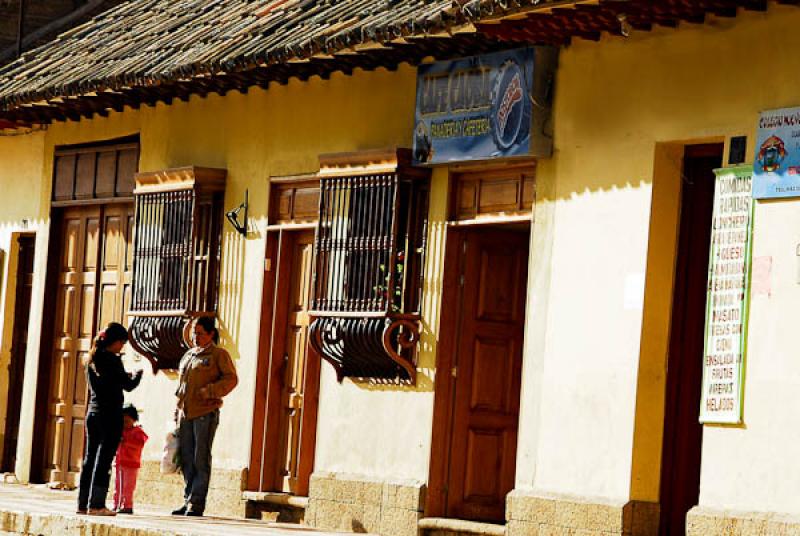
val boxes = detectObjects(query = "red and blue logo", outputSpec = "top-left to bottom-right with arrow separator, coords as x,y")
492,60 -> 530,150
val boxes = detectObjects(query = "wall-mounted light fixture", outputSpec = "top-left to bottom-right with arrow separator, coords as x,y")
226,189 -> 248,236
617,13 -> 631,37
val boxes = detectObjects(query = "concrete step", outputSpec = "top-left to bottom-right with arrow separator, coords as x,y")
0,483 -> 343,535
418,517 -> 506,536
243,491 -> 307,524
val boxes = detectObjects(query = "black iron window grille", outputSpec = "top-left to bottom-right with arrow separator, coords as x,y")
312,174 -> 427,316
132,190 -> 193,311
309,151 -> 430,383
128,167 -> 225,370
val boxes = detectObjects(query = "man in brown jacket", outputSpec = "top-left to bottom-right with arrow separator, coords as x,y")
172,316 -> 237,517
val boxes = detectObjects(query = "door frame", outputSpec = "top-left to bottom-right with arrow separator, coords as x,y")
248,226 -> 321,495
658,143 -> 723,535
1,233 -> 36,473
30,210 -> 65,483
426,221 -> 531,519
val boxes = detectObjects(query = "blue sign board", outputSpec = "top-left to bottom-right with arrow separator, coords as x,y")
753,107 -> 800,199
413,48 -> 535,165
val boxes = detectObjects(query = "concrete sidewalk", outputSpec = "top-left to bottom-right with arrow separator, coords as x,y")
0,483 -> 354,535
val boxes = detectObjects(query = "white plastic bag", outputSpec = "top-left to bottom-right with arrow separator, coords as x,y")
160,427 -> 180,474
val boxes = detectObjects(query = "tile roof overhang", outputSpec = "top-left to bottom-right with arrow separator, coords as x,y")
0,0 -> 792,129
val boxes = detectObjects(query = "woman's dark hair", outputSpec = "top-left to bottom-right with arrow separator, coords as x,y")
84,322 -> 128,367
195,316 -> 220,344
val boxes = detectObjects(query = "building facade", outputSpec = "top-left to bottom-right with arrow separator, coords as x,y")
0,2 -> 799,536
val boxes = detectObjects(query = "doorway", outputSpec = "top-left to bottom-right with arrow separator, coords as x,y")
429,225 -> 529,523
659,143 -> 723,536
1,235 -> 36,473
32,203 -> 133,486
249,228 -> 320,496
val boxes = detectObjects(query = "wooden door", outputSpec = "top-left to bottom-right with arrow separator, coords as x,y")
276,230 -> 316,493
446,228 -> 529,522
43,204 -> 133,486
96,206 -> 134,329
1,236 -> 36,473
659,144 -> 722,536
249,229 -> 320,496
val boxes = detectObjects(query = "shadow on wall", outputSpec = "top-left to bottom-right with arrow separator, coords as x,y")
217,227 -> 248,362
344,215 -> 447,394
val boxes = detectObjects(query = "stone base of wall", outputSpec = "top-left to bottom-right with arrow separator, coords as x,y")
687,506 -> 800,535
305,472 -> 425,536
129,461 -> 247,518
507,490 -> 659,536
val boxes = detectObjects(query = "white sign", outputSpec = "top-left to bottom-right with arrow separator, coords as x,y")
700,165 -> 754,425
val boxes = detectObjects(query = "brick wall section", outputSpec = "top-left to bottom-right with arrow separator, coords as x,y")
687,506 -> 800,535
506,491 -> 659,536
129,460 -> 247,517
305,473 -> 425,536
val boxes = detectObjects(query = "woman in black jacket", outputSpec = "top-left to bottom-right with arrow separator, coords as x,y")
77,322 -> 143,516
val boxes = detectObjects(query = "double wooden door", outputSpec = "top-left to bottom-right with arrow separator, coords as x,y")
249,229 -> 320,496
433,227 -> 529,523
43,204 -> 133,486
1,236 -> 36,473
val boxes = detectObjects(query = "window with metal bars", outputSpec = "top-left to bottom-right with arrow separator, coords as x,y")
131,190 -> 222,314
128,167 -> 225,369
312,173 -> 428,317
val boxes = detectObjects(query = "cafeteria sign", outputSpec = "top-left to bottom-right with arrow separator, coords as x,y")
753,106 -> 800,199
700,165 -> 754,425
413,48 -> 535,165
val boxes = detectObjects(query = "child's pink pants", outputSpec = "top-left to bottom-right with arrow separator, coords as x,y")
113,465 -> 139,510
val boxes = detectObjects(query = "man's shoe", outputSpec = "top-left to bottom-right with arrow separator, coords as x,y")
117,508 -> 134,515
76,508 -> 87,515
171,505 -> 187,516
87,507 -> 116,516
185,510 -> 204,517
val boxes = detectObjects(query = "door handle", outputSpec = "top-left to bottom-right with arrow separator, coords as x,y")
279,353 -> 289,384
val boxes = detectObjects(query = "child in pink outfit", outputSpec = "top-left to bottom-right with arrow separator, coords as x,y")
114,405 -> 148,514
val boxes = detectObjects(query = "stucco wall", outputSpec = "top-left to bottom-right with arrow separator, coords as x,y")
0,64 -> 440,484
0,130 -> 51,482
516,2 -> 800,515
2,2 -> 799,518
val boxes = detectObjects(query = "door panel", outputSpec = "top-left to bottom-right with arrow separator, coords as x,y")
250,228 -> 320,496
45,207 -> 98,485
1,236 -> 36,472
446,228 -> 528,523
97,207 -> 132,330
277,231 -> 315,493
43,204 -> 133,486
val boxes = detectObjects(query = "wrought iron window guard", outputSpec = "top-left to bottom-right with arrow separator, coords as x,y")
307,149 -> 430,384
127,166 -> 226,370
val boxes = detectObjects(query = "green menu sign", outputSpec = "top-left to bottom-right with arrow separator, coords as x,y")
700,165 -> 754,425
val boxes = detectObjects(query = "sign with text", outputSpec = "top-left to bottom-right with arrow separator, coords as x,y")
413,48 -> 535,165
753,107 -> 800,198
700,165 -> 754,424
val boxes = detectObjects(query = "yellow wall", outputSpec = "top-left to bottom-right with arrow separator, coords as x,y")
0,65 -> 442,482
3,2 -> 799,515
0,129 -> 51,481
515,3 -> 800,513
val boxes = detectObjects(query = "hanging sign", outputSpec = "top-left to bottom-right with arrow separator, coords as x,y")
413,48 -> 536,165
753,106 -> 800,199
700,165 -> 754,424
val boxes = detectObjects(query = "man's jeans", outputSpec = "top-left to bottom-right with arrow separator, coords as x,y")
179,409 -> 219,512
78,412 -> 123,510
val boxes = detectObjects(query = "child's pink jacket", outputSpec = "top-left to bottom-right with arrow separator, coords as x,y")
116,426 -> 148,468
